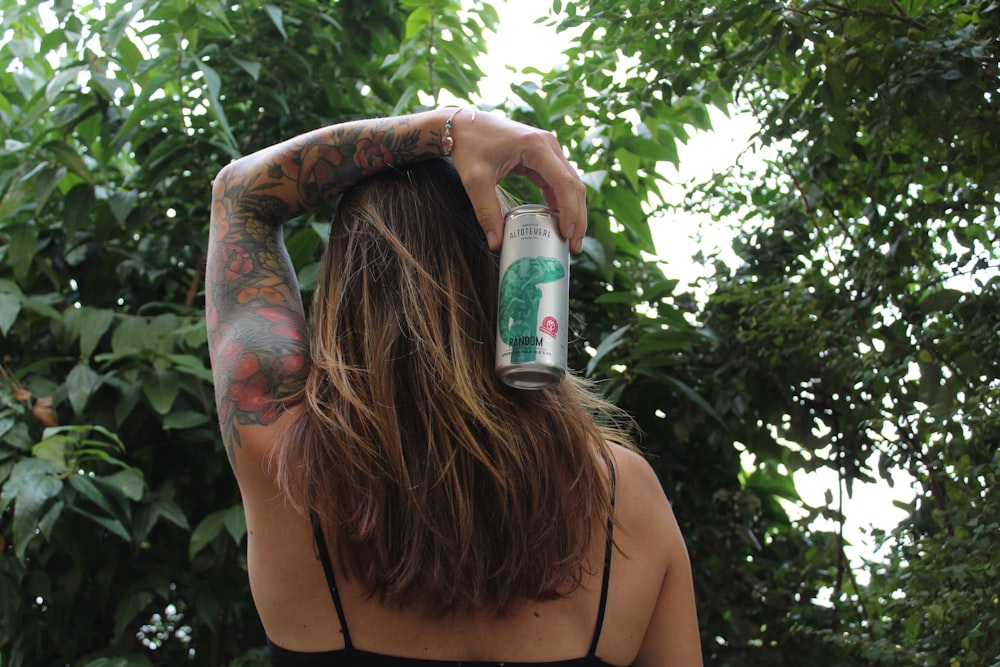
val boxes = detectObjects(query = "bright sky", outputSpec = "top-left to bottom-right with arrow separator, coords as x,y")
477,0 -> 914,572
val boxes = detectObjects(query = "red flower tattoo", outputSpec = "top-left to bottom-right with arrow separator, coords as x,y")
354,132 -> 394,175
273,353 -> 308,392
218,343 -> 280,425
215,305 -> 310,431
222,244 -> 254,280
269,147 -> 302,181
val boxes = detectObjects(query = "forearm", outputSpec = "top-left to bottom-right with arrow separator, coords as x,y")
212,109 -> 453,225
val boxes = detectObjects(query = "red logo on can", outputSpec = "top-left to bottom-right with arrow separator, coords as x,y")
539,316 -> 559,339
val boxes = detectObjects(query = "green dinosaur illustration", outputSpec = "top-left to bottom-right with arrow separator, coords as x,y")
498,256 -> 565,362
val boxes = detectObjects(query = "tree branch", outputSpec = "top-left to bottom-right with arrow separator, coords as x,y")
800,1 -> 932,32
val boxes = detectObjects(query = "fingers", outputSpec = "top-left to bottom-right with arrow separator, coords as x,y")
519,168 -> 586,253
450,112 -> 587,252
460,164 -> 505,250
514,136 -> 587,253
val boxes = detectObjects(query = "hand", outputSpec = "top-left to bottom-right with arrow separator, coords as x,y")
447,110 -> 587,253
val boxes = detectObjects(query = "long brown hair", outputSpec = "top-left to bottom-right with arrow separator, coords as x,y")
274,158 -> 635,614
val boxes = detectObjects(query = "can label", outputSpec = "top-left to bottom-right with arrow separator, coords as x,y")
495,205 -> 569,389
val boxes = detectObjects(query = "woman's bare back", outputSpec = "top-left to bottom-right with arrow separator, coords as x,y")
237,417 -> 699,666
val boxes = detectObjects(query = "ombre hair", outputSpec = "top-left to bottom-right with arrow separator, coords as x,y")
274,158 -> 636,614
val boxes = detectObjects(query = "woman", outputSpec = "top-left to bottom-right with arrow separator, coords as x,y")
206,108 -> 702,666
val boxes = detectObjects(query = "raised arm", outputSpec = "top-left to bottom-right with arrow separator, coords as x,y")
206,109 -> 587,471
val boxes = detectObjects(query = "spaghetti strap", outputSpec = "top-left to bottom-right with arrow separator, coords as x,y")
308,467 -> 614,658
310,513 -> 354,650
587,459 -> 617,658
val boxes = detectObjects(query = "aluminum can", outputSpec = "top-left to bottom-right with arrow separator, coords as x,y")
495,204 -> 569,389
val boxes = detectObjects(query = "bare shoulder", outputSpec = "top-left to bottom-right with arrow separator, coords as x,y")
607,444 -> 675,536
608,443 -> 663,492
607,443 -> 692,572
607,444 -> 703,666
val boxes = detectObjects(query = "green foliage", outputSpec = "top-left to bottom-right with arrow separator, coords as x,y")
514,0 -> 999,664
693,2 -> 1000,663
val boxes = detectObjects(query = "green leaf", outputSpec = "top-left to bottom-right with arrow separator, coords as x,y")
63,183 -> 96,234
904,610 -> 923,639
68,473 -> 118,516
111,316 -> 148,354
113,589 -> 155,644
32,433 -> 68,469
635,329 -> 697,355
70,505 -> 131,541
619,135 -> 680,164
405,6 -> 433,39
297,262 -> 321,292
234,58 -> 262,80
153,493 -> 190,530
115,381 -> 143,426
285,225 -> 323,270
919,288 -> 963,314
580,170 -> 608,193
100,467 -> 145,501
223,504 -> 247,544
2,422 -> 32,451
146,314 -> 179,355
162,410 -> 210,430
602,185 -> 646,229
8,224 -> 38,284
659,373 -> 726,428
179,319 -> 209,349
264,5 -> 288,39
0,418 -> 14,442
0,279 -> 24,297
578,237 -> 612,282
115,36 -> 144,75
66,363 -> 101,416
746,467 -> 800,502
586,325 -> 631,377
0,167 -> 30,220
45,65 -> 87,103
43,140 -> 92,182
22,295 -> 62,321
644,279 -> 680,303
32,164 -> 66,211
0,292 -> 21,336
79,307 -> 116,360
109,190 -> 138,225
165,354 -> 213,382
109,68 -> 170,149
594,291 -> 640,305
142,370 -> 179,415
38,498 -> 65,540
1,457 -> 64,561
616,148 -> 640,192
195,61 -> 237,154
632,365 -> 725,427
189,510 -> 227,559
479,2 -> 500,31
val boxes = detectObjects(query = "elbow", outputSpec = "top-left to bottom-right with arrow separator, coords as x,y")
210,158 -> 253,219
211,160 -> 238,201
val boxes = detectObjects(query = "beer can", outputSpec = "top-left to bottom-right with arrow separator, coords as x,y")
495,204 -> 569,389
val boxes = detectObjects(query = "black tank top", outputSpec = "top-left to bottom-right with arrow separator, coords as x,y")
268,465 -> 618,667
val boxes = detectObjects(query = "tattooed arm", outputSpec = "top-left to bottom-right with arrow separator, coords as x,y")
206,109 -> 587,469
207,113 -> 444,468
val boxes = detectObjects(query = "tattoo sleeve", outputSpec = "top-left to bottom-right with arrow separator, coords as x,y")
206,114 -> 445,468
